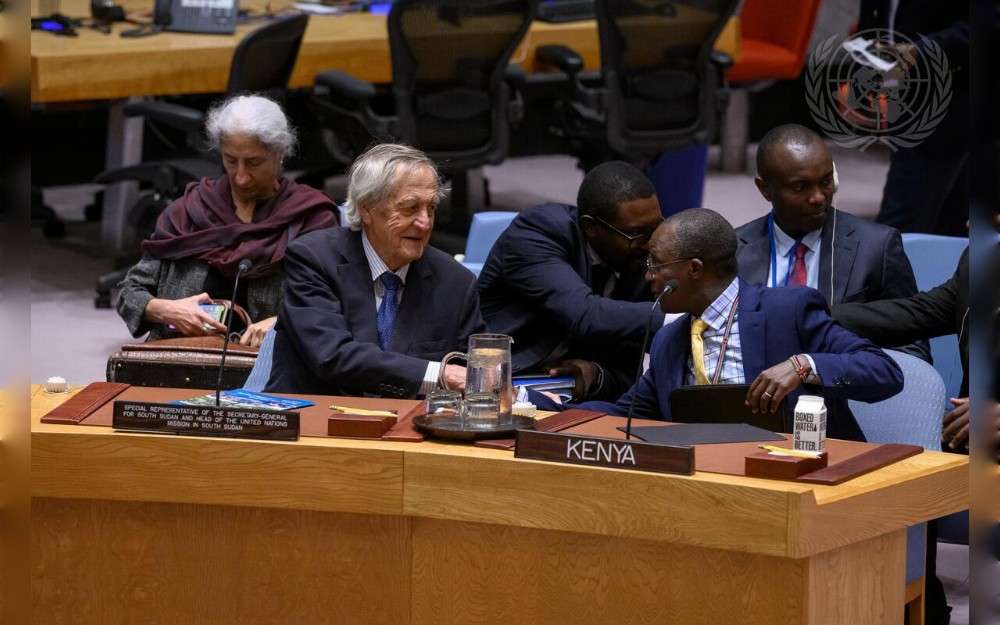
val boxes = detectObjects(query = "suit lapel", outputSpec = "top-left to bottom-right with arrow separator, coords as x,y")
392,258 -> 433,353
340,232 -> 380,345
736,280 -> 766,381
570,211 -> 594,286
737,218 -> 771,286
818,209 -> 858,304
657,318 -> 691,420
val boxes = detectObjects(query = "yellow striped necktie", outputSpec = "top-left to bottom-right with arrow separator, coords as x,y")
690,318 -> 710,385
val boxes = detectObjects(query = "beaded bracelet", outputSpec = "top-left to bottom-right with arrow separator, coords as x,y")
787,354 -> 810,381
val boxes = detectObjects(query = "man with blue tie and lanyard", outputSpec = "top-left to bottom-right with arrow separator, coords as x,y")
734,124 -> 929,361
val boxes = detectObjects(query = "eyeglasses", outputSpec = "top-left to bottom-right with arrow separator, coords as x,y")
645,256 -> 693,273
587,215 -> 661,251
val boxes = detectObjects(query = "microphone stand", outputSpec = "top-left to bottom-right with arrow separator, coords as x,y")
624,280 -> 677,440
216,259 -> 252,407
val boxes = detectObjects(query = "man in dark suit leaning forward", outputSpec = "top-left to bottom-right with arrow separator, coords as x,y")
267,143 -> 485,397
477,161 -> 665,401
735,124 -> 929,361
584,208 -> 903,442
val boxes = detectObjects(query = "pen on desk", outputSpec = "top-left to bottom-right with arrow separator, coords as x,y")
329,405 -> 398,417
758,444 -> 822,459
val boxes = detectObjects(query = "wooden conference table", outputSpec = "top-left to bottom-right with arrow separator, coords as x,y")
31,1 -> 739,253
32,385 -> 967,625
31,0 -> 740,102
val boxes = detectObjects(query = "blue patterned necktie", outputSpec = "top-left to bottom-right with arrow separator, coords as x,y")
376,271 -> 402,350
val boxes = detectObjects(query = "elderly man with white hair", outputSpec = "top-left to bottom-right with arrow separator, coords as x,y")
266,143 -> 485,397
117,94 -> 339,347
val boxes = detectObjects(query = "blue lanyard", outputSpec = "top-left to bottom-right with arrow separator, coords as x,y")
767,214 -> 800,288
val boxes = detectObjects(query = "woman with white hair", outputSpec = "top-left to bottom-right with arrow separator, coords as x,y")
117,94 -> 339,347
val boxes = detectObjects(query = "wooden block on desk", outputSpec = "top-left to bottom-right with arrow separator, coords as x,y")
745,451 -> 828,480
796,444 -> 922,485
40,382 -> 130,425
328,414 -> 397,439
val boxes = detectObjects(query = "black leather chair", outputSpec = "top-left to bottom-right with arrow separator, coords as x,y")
311,0 -> 536,225
536,0 -> 738,170
93,14 -> 309,308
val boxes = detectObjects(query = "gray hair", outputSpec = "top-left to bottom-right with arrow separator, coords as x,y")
342,143 -> 447,231
205,95 -> 297,159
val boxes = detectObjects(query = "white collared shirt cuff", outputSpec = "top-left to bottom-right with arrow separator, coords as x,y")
420,361 -> 442,396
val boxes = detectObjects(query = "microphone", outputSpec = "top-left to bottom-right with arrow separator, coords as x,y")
215,259 -> 253,406
624,279 -> 678,440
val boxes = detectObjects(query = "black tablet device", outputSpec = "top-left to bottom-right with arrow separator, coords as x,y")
668,384 -> 789,433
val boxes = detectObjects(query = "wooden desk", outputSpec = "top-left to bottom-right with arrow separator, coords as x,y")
32,385 -> 967,624
31,6 -> 740,102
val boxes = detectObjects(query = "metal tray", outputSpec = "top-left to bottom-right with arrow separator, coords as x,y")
412,414 -> 536,441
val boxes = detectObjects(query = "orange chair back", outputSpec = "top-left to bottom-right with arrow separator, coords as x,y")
728,0 -> 823,82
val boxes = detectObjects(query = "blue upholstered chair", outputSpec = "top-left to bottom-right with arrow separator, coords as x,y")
848,350 -> 944,450
459,211 -> 517,276
848,349 -> 946,624
242,328 -> 277,392
900,233 -> 971,549
901,233 -> 968,401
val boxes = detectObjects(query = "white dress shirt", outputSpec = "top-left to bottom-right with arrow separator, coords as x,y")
768,220 -> 823,290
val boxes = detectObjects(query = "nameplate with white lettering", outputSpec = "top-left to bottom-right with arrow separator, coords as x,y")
514,430 -> 694,475
112,400 -> 299,441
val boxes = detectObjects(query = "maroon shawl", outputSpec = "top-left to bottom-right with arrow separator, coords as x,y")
142,175 -> 339,278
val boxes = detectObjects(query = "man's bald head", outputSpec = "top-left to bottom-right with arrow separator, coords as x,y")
651,208 -> 738,278
645,208 -> 738,315
756,124 -> 827,181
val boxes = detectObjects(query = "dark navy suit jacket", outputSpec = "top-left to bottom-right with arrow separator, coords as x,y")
736,208 -> 930,361
477,203 -> 663,398
266,227 -> 486,398
581,280 -> 904,442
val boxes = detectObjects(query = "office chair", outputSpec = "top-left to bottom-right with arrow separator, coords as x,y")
93,14 -> 310,308
310,0 -> 536,226
719,0 -> 822,172
848,349 -> 947,625
456,210 -> 517,276
899,233 -> 971,552
535,0 -> 739,171
901,233 -> 968,401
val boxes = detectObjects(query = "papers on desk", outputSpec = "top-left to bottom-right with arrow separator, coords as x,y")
513,375 -> 575,403
617,423 -> 785,446
513,375 -> 575,392
173,390 -> 315,411
293,2 -> 362,14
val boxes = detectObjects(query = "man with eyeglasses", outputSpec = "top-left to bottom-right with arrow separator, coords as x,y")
581,208 -> 903,442
735,124 -> 928,361
477,161 -> 665,401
